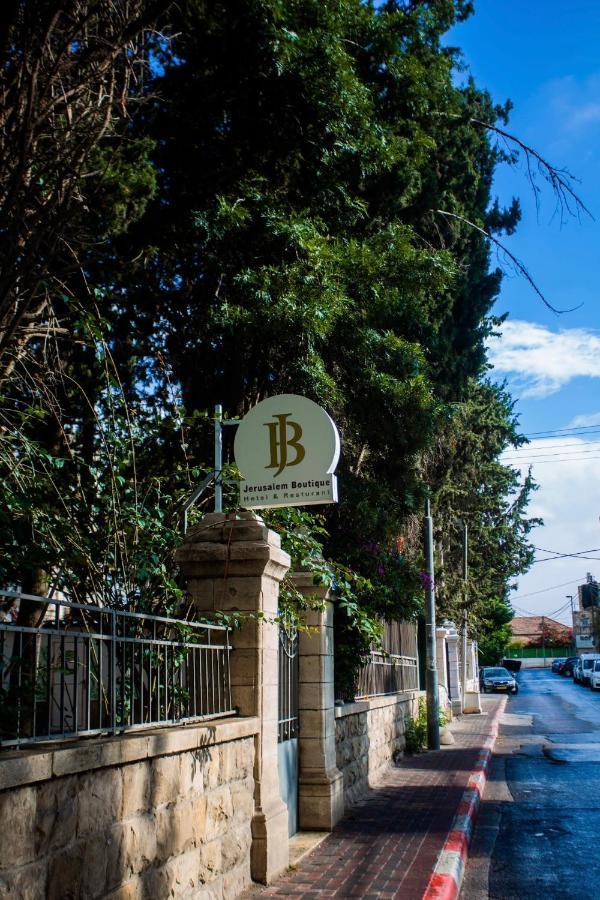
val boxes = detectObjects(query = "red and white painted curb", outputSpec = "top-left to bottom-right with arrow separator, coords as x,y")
421,697 -> 508,900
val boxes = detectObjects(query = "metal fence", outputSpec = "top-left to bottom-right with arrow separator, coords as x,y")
353,620 -> 419,700
278,622 -> 299,743
504,646 -> 571,659
0,591 -> 234,748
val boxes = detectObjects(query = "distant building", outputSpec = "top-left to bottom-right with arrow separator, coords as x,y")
509,615 -> 572,648
573,573 -> 599,652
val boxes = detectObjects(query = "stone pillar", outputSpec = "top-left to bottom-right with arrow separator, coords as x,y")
436,626 -> 449,707
445,627 -> 463,716
175,511 -> 291,884
292,574 -> 344,831
463,638 -> 482,714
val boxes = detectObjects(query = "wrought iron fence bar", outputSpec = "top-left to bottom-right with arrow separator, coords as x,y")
1,592 -> 234,748
0,591 -> 229,633
46,631 -> 52,736
277,621 -> 299,743
351,647 -> 419,702
367,657 -> 418,665
0,624 -> 230,651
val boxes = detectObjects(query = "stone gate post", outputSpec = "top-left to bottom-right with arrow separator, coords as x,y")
445,626 -> 463,716
291,573 -> 344,830
175,511 -> 291,884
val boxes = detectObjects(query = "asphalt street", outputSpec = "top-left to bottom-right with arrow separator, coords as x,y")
461,666 -> 600,899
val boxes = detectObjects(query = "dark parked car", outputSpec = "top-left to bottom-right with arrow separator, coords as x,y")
480,666 -> 519,694
551,657 -> 568,673
559,656 -> 578,676
502,658 -> 522,673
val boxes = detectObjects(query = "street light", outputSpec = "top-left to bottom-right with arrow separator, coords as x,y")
424,498 -> 440,750
454,518 -> 468,711
567,595 -> 574,654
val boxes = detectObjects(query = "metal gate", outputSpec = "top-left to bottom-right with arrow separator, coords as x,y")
277,621 -> 299,836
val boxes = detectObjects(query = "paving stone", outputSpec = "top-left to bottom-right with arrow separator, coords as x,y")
247,698 -> 503,899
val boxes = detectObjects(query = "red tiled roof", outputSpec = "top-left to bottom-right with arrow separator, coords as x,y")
510,615 -> 571,646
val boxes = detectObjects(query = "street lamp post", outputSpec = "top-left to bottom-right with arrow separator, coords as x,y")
567,595 -> 575,654
424,498 -> 440,750
461,522 -> 468,711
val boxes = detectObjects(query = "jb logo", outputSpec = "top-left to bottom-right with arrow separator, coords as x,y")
264,413 -> 306,477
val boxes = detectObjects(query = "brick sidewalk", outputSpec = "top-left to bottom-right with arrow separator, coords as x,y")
252,697 -> 504,899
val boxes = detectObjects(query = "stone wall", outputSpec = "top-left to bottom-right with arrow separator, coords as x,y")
334,691 -> 421,807
0,717 -> 258,900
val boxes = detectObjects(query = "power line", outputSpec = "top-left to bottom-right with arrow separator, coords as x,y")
514,578 -> 582,599
548,600 -> 572,618
508,456 -> 600,466
533,555 -> 600,564
505,445 -> 600,458
512,601 -> 572,621
504,448 -> 600,460
507,439 -> 600,452
535,546 -> 600,557
512,606 -> 539,617
525,424 -> 600,436
532,548 -> 600,565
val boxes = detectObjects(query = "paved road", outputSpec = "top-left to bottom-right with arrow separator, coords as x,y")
461,667 -> 600,899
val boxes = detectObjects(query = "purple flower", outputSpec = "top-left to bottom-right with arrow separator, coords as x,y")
377,563 -> 385,577
419,571 -> 434,589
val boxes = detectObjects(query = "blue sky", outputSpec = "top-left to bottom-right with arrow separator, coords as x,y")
448,1 -> 600,622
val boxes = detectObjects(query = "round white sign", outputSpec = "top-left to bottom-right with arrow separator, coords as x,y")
234,394 -> 340,509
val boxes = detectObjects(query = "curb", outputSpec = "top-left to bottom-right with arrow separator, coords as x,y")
421,697 -> 508,900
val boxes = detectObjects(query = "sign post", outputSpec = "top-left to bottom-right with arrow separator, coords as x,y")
214,404 -> 223,513
424,498 -> 440,751
234,394 -> 340,510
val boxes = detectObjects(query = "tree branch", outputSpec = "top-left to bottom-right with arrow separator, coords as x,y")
436,209 -> 582,315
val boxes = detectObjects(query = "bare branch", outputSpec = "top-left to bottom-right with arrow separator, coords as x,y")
436,209 -> 583,315
469,117 -> 594,224
0,1 -> 173,373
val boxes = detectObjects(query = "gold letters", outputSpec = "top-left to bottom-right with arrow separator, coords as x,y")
264,413 -> 306,477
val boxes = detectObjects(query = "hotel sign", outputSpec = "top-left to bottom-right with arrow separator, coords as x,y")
234,394 -> 340,509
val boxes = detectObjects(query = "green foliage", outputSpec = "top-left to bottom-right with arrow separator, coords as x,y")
477,602 -> 514,666
0,303 -> 192,611
404,697 -> 449,754
1,0 -> 541,697
428,379 -> 539,663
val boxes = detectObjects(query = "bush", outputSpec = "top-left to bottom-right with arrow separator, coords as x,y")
404,697 -> 448,754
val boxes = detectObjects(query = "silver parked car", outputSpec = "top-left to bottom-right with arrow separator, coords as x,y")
480,666 -> 518,694
574,654 -> 600,686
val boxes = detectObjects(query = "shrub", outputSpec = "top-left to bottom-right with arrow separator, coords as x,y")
404,697 -> 448,753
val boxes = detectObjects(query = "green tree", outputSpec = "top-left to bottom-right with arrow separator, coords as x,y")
1,0 -> 546,698
107,0 -> 538,674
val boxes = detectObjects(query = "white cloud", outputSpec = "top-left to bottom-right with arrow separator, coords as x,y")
487,320 -> 600,398
567,412 -> 600,428
503,438 -> 600,622
541,73 -> 600,135
570,102 -> 600,128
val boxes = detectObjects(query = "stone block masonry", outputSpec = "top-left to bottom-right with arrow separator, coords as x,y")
0,717 -> 259,900
334,691 -> 421,807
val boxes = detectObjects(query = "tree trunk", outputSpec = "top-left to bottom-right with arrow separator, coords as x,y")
3,569 -> 50,741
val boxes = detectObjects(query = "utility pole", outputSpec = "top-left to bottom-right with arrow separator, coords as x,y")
541,615 -> 545,663
462,522 -> 468,712
214,404 -> 223,513
424,498 -> 440,750
567,595 -> 575,654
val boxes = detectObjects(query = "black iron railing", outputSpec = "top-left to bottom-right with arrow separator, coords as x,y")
354,651 -> 419,699
278,622 -> 299,742
0,591 -> 234,748
337,619 -> 419,701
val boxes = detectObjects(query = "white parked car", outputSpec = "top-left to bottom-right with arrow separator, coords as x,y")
574,653 -> 600,686
590,660 -> 600,691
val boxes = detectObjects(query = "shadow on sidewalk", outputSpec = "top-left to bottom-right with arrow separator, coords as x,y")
253,747 -> 486,897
